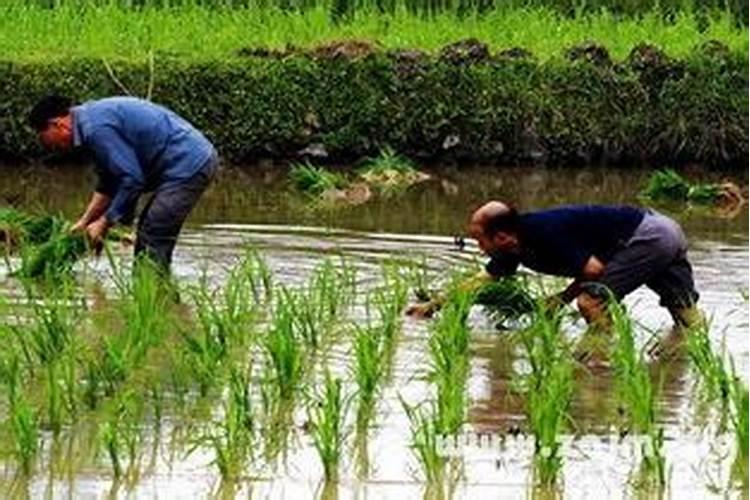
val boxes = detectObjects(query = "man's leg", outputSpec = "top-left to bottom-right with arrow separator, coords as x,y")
135,160 -> 217,272
574,212 -> 684,364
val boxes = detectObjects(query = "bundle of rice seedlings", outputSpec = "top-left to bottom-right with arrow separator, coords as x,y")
641,169 -> 731,205
357,147 -> 429,191
289,162 -> 349,196
0,208 -> 62,247
640,169 -> 690,201
474,278 -> 535,324
18,233 -> 89,279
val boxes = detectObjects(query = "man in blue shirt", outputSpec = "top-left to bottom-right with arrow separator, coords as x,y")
29,95 -> 218,272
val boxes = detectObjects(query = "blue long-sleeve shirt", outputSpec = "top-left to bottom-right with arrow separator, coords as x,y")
72,97 -> 215,225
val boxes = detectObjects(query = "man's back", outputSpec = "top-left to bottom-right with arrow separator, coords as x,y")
73,96 -> 214,189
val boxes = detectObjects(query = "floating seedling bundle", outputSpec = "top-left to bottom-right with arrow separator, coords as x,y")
640,169 -> 743,207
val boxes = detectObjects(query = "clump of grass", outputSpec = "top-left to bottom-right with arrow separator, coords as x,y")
357,147 -> 428,193
428,289 -> 473,435
307,370 -> 349,482
609,301 -> 665,488
517,305 -> 573,486
640,168 -> 724,204
290,162 -> 349,196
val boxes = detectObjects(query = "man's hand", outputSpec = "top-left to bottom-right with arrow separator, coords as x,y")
70,218 -> 88,233
406,300 -> 439,318
544,293 -> 565,314
85,217 -> 110,246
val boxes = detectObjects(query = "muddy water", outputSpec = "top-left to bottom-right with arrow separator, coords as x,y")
0,164 -> 747,498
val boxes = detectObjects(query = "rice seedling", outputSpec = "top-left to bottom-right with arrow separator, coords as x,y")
13,284 -> 80,369
351,323 -> 384,432
193,363 -> 255,481
728,362 -> 748,487
609,300 -> 665,488
99,391 -> 145,479
684,319 -> 731,413
400,397 -> 446,484
290,162 -> 349,197
428,289 -> 473,435
92,257 -> 173,399
307,370 -> 349,482
517,305 -> 573,486
263,301 -> 304,401
9,395 -> 40,475
44,361 -> 65,435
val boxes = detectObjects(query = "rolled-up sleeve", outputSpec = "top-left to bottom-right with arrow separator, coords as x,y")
88,127 -> 144,225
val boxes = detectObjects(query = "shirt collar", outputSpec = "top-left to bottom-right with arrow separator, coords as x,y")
71,105 -> 84,147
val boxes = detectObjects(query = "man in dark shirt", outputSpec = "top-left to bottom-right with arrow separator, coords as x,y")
469,201 -> 699,329
29,95 -> 218,272
409,200 -> 701,359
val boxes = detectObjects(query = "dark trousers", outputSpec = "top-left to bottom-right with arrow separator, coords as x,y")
134,156 -> 217,271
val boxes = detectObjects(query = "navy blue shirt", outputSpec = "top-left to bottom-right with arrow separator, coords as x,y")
485,205 -> 645,278
72,97 -> 215,225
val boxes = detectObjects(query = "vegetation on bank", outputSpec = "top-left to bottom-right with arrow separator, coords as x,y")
1,4 -> 746,63
2,38 -> 746,168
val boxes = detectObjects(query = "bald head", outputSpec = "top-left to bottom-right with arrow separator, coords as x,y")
469,201 -> 517,238
468,201 -> 521,255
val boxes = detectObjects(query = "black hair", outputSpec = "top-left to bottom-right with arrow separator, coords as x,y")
484,206 -> 519,235
28,95 -> 73,131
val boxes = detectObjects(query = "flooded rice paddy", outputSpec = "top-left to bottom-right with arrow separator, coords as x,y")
0,164 -> 747,498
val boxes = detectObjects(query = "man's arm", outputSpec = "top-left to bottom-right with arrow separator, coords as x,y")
88,127 -> 145,228
550,255 -> 605,307
407,270 -> 497,317
71,192 -> 111,232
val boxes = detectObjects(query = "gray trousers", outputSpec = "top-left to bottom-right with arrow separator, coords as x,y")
134,155 -> 218,271
583,211 -> 699,309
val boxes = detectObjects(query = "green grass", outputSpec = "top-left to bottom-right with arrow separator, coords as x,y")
1,5 -> 745,63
